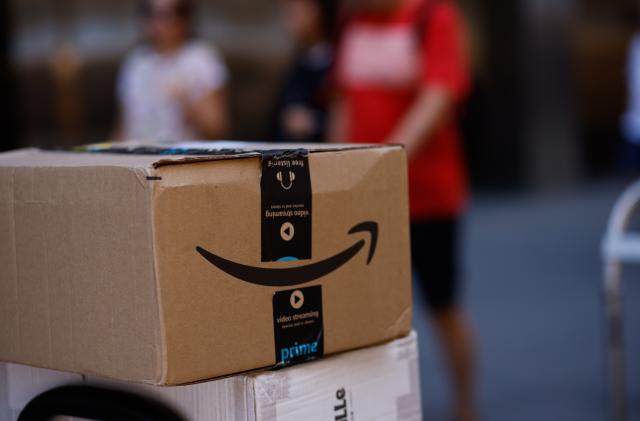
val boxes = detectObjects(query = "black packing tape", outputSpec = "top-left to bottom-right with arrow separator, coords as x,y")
260,149 -> 312,262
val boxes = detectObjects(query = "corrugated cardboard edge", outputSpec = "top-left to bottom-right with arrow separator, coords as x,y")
389,144 -> 413,344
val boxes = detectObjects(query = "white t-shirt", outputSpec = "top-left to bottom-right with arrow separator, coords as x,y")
118,41 -> 227,142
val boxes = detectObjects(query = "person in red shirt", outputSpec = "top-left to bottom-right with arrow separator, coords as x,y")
330,0 -> 475,419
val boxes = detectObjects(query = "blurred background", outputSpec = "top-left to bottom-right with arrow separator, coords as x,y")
3,0 -> 639,188
2,0 -> 640,419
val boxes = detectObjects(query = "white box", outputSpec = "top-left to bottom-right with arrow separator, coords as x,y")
1,332 -> 421,421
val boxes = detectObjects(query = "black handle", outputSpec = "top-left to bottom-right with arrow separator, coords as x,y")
18,385 -> 184,421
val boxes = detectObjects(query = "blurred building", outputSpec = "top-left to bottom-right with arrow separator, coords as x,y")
463,0 -> 637,189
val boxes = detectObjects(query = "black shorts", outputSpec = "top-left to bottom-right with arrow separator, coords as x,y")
410,218 -> 460,311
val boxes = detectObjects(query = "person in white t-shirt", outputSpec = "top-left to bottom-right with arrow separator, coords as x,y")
115,0 -> 229,142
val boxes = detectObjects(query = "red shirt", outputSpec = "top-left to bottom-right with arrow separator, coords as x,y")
336,0 -> 470,220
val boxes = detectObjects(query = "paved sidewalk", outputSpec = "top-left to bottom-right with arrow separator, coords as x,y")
414,178 -> 640,421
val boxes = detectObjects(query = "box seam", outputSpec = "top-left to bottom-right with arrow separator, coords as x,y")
143,166 -> 169,385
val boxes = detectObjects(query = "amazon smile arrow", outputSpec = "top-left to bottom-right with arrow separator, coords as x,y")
195,221 -> 378,287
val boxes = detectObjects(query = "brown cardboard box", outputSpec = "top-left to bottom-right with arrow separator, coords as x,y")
0,142 -> 411,385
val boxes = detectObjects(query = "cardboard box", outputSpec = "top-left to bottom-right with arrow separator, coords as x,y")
0,332 -> 422,421
0,142 -> 411,385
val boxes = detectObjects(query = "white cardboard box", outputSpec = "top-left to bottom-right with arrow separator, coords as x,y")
1,332 -> 421,421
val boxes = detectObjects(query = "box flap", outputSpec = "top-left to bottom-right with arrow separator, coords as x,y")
0,142 -> 401,171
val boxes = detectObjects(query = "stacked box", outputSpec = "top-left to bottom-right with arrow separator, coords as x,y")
0,332 -> 422,421
0,142 -> 411,385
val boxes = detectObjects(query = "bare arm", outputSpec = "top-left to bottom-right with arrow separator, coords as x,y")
387,85 -> 452,158
182,89 -> 229,139
327,97 -> 347,143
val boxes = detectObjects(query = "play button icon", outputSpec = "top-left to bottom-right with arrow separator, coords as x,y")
290,290 -> 304,309
280,222 -> 295,242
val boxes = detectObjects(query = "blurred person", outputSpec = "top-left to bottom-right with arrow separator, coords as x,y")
115,0 -> 228,142
622,32 -> 640,170
271,0 -> 337,143
329,0 -> 476,419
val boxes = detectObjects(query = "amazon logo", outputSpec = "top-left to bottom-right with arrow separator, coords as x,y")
195,221 -> 378,287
